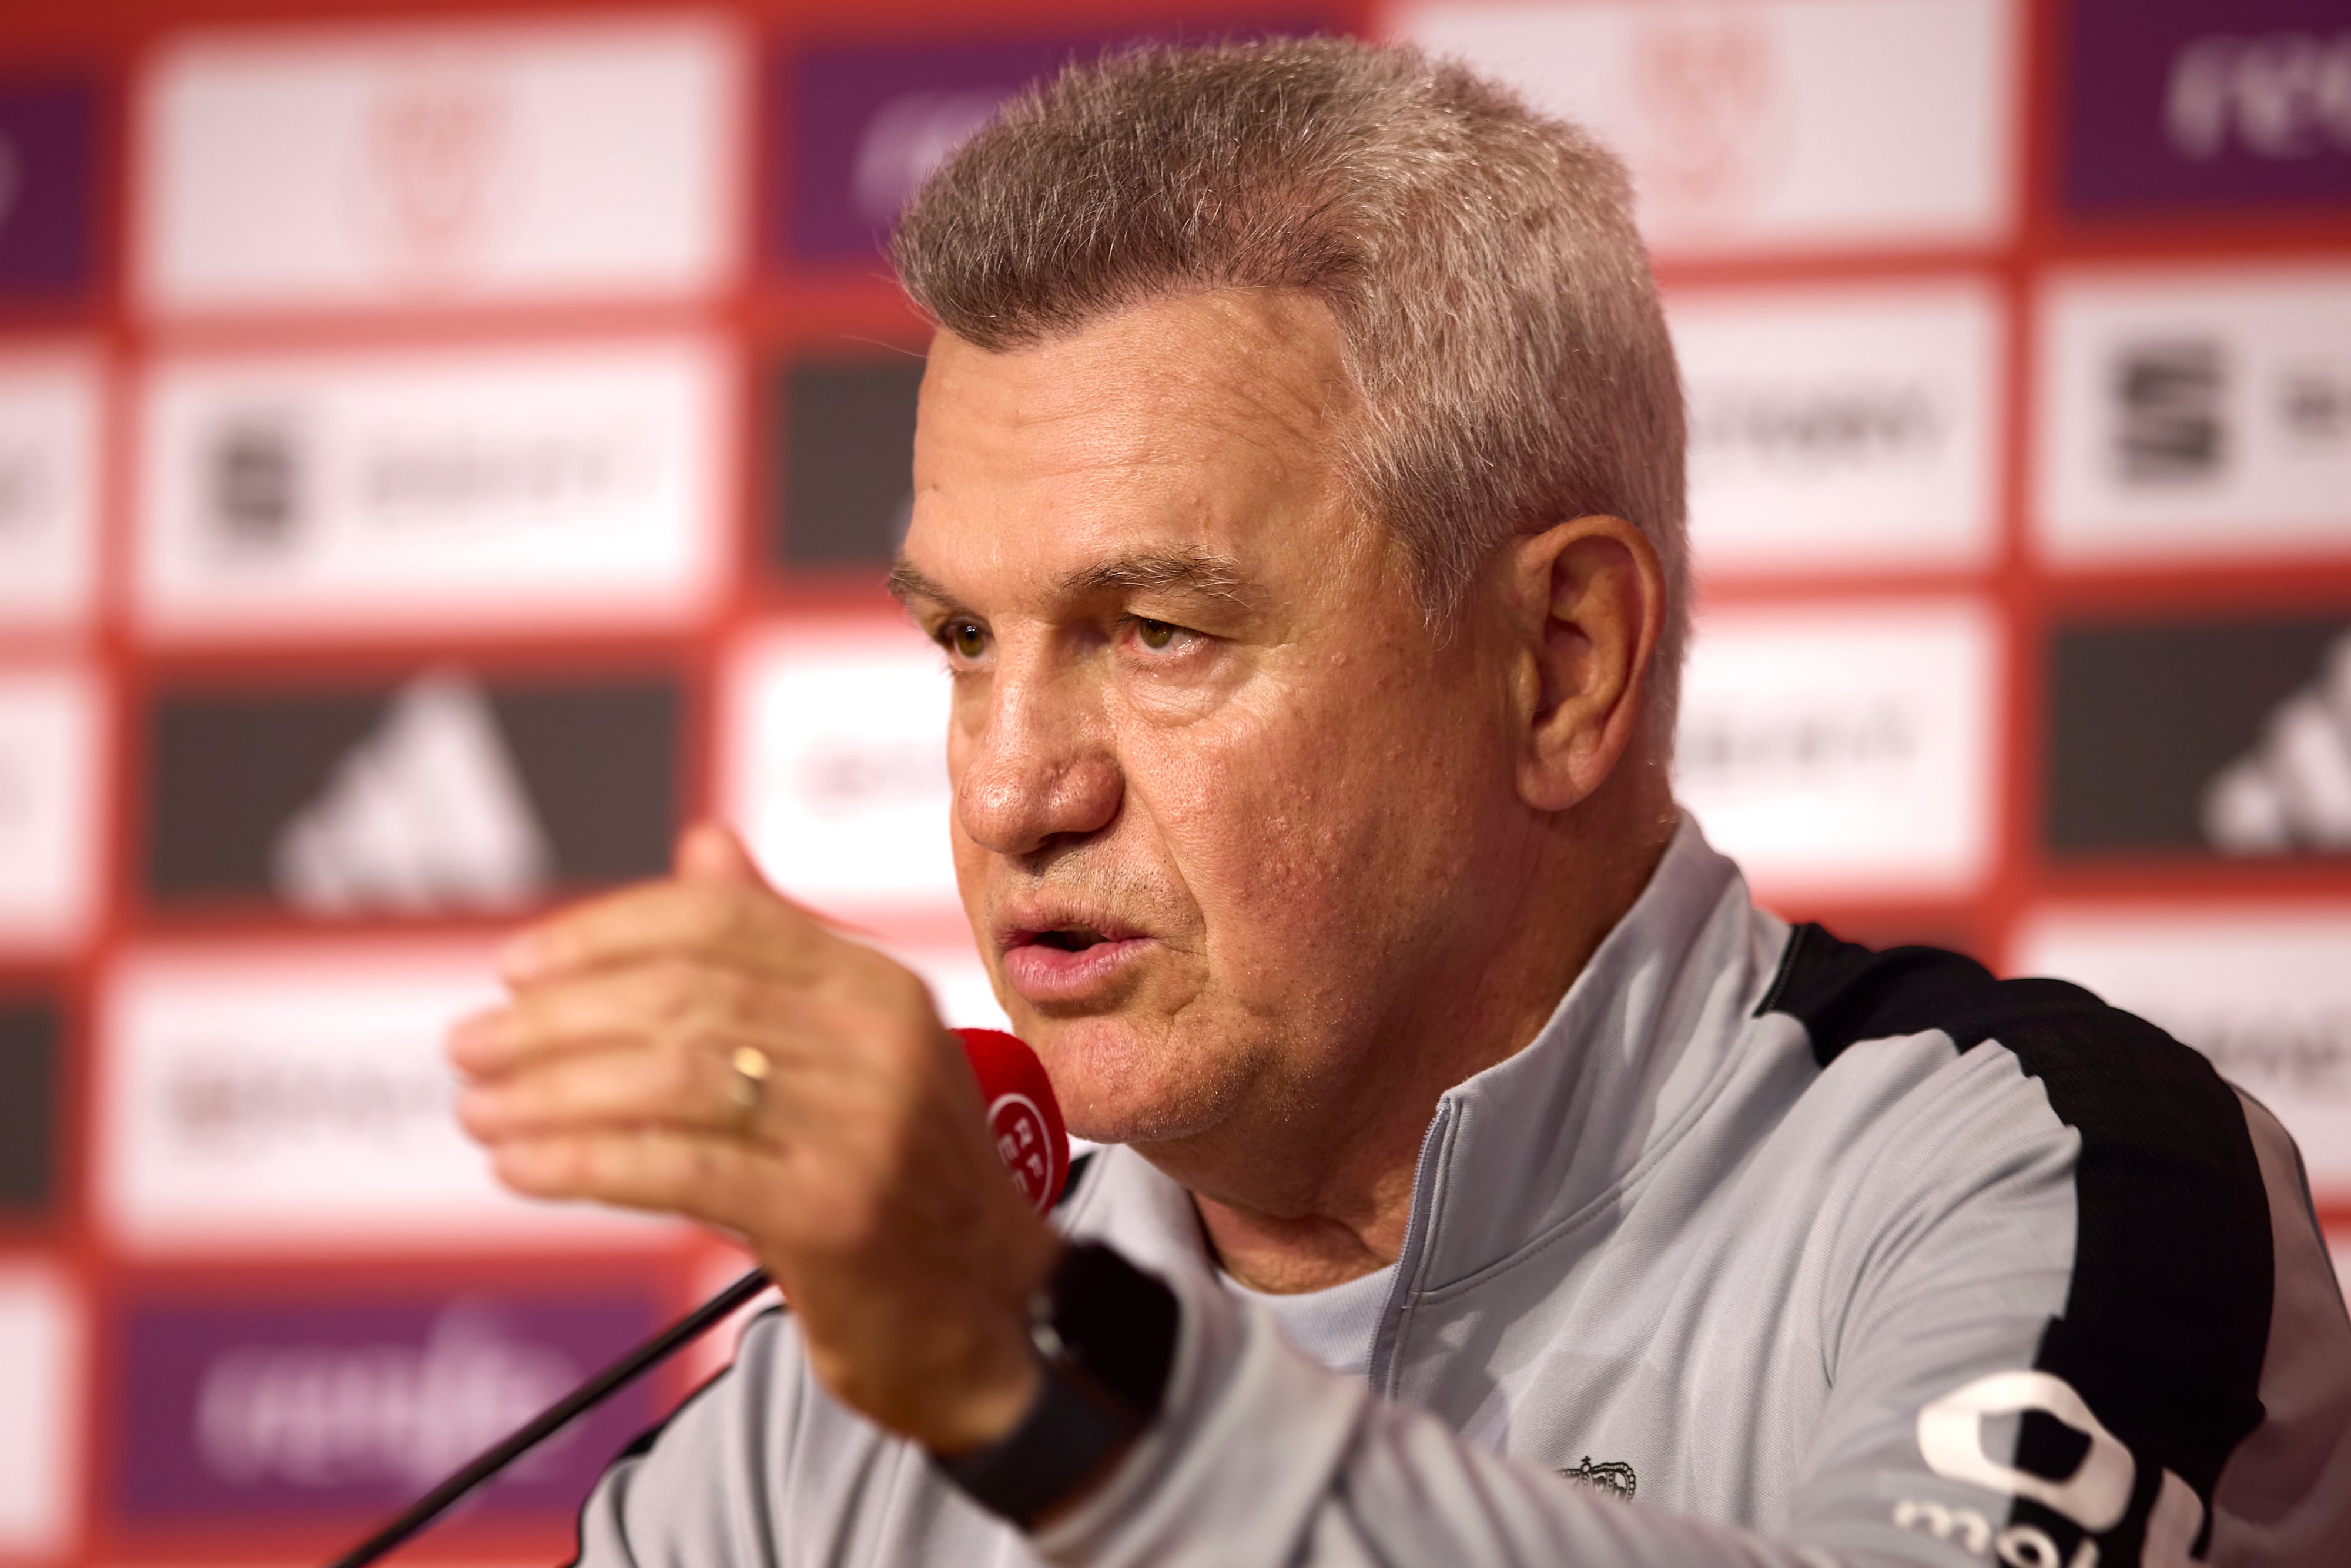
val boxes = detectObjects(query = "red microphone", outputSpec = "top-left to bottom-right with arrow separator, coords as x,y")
958,1026 -> 1071,1214
329,1028 -> 1069,1568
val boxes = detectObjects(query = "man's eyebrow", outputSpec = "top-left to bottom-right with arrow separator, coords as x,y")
887,550 -> 1257,612
886,559 -> 953,607
1060,549 -> 1251,607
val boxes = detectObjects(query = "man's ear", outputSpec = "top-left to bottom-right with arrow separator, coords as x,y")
1507,515 -> 1666,813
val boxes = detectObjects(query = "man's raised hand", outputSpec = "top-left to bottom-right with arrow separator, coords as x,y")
445,823 -> 1060,1453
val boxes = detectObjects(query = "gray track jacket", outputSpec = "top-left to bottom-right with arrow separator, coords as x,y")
575,820 -> 2351,1567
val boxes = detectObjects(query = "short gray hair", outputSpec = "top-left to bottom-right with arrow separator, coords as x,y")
893,36 -> 1689,730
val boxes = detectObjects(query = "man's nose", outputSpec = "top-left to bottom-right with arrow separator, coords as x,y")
954,668 -> 1121,859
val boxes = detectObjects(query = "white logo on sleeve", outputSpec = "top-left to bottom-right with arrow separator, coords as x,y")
1911,1370 -> 2206,1567
1918,1371 -> 2134,1531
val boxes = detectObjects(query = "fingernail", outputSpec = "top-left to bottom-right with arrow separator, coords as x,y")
497,929 -> 551,982
446,1011 -> 500,1059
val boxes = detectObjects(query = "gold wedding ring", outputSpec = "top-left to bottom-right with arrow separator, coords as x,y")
726,1044 -> 771,1133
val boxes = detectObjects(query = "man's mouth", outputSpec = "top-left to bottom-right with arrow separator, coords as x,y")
998,917 -> 1153,1006
1029,926 -> 1112,953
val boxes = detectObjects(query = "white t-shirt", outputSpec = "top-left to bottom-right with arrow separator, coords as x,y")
1221,1263 -> 1396,1383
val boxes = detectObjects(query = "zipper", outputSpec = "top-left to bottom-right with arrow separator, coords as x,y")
1365,1098 -> 1457,1399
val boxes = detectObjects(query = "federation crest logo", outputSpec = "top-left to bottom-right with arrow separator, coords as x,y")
1560,1455 -> 1637,1502
987,1091 -> 1058,1212
354,72 -> 516,282
1625,11 -> 1793,230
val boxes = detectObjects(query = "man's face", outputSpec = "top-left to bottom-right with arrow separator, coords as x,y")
897,291 -> 1520,1150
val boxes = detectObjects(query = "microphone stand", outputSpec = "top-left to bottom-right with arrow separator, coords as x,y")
324,1265 -> 775,1568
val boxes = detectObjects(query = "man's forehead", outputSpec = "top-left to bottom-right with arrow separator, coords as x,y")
917,290 -> 1352,467
902,291 -> 1361,609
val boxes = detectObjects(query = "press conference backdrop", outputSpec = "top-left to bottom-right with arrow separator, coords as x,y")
0,0 -> 2345,1560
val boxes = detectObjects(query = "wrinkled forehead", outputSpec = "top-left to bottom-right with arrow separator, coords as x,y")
903,291 -> 1377,605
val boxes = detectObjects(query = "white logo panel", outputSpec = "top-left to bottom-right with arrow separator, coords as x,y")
1676,599 -> 1997,900
2012,906 -> 2351,1198
0,1263 -> 79,1558
1672,278 -> 2002,572
98,942 -> 672,1252
1389,0 -> 2015,255
0,351 -> 101,630
136,337 -> 727,640
2038,264 -> 2351,564
0,664 -> 102,953
724,621 -> 957,914
139,16 -> 740,311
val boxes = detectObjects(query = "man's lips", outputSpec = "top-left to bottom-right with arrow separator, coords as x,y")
996,915 -> 1154,1006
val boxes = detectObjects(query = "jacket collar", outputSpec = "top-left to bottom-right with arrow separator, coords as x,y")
1064,815 -> 1784,1298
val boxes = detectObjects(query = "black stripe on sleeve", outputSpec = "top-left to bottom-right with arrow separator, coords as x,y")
1760,923 -> 2272,1560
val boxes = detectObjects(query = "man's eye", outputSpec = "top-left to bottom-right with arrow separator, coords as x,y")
943,621 -> 987,660
1136,618 -> 1180,651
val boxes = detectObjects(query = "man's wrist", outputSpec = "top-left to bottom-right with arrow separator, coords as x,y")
908,1225 -> 1064,1455
925,1343 -> 1047,1456
930,1242 -> 1181,1530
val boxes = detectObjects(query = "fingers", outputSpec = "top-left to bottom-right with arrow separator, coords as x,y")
498,867 -> 826,988
675,821 -> 764,886
455,1029 -> 781,1144
488,1125 -> 776,1233
450,956 -> 766,1078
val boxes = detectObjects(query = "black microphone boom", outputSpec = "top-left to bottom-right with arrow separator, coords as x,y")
324,1265 -> 775,1568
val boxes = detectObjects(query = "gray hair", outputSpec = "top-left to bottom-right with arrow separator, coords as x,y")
893,36 -> 1689,732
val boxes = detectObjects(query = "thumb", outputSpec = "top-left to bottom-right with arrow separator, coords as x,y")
675,821 -> 768,887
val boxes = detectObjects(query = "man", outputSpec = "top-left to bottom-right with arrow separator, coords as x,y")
448,38 -> 2351,1567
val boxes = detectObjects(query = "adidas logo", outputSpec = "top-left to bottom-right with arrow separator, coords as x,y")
2202,631 -> 2351,854
272,669 -> 552,914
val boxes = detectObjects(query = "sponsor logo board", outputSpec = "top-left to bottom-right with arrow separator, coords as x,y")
0,350 -> 102,630
2038,264 -> 2351,564
772,356 -> 925,569
98,941 -> 669,1252
0,995 -> 59,1215
1671,277 -> 2001,573
0,662 -> 102,951
112,1283 -> 659,1525
0,1262 -> 79,1556
2065,0 -> 2351,216
2012,906 -> 2351,1197
142,667 -> 678,917
0,76 -> 98,297
1676,598 -> 1997,899
2044,613 -> 2351,858
723,621 -> 956,913
136,338 -> 728,639
139,18 -> 740,311
1390,0 -> 2014,256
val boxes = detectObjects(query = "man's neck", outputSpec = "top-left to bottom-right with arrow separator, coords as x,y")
1158,781 -> 1679,1295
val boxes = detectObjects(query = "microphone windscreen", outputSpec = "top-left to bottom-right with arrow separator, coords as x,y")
954,1028 -> 1070,1214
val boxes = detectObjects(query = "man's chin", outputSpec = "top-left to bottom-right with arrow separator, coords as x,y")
1021,1013 -> 1247,1148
